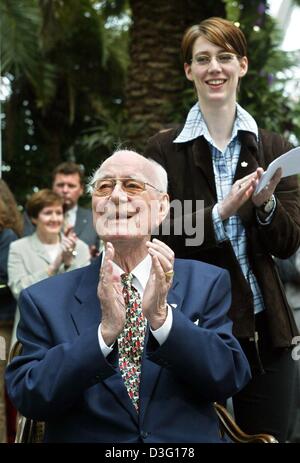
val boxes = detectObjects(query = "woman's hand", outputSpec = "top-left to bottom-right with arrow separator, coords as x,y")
218,172 -> 258,221
48,228 -> 77,275
252,167 -> 282,207
60,233 -> 77,267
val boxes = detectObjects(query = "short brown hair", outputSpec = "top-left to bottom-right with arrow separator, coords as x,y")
52,162 -> 85,186
181,17 -> 247,64
27,189 -> 63,219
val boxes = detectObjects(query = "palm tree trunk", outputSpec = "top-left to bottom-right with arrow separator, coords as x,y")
125,0 -> 226,148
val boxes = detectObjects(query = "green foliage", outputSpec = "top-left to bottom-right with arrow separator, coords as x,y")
1,0 -> 128,205
0,0 -> 41,78
237,0 -> 300,143
1,0 -> 300,206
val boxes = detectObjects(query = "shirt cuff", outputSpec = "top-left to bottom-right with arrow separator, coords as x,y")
98,323 -> 115,357
150,304 -> 173,345
212,204 -> 228,242
256,195 -> 276,226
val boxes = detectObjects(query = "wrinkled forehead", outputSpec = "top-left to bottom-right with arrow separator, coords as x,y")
98,153 -> 154,182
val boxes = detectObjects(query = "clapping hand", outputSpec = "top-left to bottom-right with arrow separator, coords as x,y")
60,226 -> 77,267
143,239 -> 175,330
97,242 -> 126,346
218,172 -> 258,220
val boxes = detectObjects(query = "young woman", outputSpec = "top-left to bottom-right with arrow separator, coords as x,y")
144,17 -> 300,442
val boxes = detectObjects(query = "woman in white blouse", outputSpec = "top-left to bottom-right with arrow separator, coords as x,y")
8,189 -> 91,344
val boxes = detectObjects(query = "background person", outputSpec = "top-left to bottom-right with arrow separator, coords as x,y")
23,162 -> 100,256
5,150 -> 250,443
9,189 -> 91,302
8,189 -> 91,349
0,179 -> 23,443
144,17 -> 300,442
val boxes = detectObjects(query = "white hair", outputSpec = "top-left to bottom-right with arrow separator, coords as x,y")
147,158 -> 168,193
87,150 -> 168,195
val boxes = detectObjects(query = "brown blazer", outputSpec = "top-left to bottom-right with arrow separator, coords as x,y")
145,127 -> 300,346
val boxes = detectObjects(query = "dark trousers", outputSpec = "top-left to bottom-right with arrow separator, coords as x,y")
233,311 -> 297,443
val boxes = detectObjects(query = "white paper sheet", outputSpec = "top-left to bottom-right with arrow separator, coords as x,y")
255,146 -> 300,194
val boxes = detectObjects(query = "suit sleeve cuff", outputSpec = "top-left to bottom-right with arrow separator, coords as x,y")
150,304 -> 173,345
256,195 -> 277,225
98,323 -> 115,357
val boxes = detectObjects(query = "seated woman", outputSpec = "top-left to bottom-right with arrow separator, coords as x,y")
8,189 -> 91,345
0,179 -> 23,443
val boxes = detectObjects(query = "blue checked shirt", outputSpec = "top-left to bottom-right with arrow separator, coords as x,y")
174,102 -> 265,314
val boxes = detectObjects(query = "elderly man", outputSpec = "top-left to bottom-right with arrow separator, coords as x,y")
6,150 -> 250,443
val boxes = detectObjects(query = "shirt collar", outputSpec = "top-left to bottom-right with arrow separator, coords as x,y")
101,249 -> 151,292
66,204 -> 78,215
174,102 -> 258,144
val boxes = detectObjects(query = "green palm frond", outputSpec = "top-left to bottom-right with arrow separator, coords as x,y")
0,0 -> 41,79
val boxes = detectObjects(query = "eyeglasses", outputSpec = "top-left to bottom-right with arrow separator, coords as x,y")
191,52 -> 238,66
92,178 -> 162,196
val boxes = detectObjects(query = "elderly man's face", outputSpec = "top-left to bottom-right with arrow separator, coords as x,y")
92,154 -> 168,243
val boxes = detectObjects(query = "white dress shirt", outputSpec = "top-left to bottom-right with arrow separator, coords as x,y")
98,251 -> 173,357
64,205 -> 77,228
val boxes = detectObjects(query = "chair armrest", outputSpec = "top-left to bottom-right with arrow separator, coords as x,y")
214,402 -> 278,443
9,341 -> 45,443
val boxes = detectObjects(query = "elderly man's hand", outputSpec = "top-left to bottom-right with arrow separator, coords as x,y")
143,239 -> 175,330
98,242 -> 126,346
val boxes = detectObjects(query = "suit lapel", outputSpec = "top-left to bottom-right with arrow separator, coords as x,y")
234,132 -> 260,223
139,276 -> 183,423
74,207 -> 87,237
191,137 -> 217,198
71,258 -> 101,334
30,233 -> 53,265
233,131 -> 259,183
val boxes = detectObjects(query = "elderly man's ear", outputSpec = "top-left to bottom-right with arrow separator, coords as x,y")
158,194 -> 170,224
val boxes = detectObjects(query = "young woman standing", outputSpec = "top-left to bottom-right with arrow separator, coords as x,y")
145,17 -> 300,442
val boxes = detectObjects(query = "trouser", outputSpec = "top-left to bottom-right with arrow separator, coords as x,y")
233,311 -> 297,443
288,308 -> 300,442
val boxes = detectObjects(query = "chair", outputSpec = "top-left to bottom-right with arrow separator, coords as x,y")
9,341 -> 278,443
15,415 -> 45,444
213,402 -> 278,443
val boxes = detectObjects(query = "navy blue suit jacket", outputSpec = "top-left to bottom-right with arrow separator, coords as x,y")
6,257 -> 250,443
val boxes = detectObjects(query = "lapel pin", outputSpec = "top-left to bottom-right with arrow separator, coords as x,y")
241,161 -> 248,167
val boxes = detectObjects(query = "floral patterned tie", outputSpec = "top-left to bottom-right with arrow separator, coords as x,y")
118,273 -> 146,411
